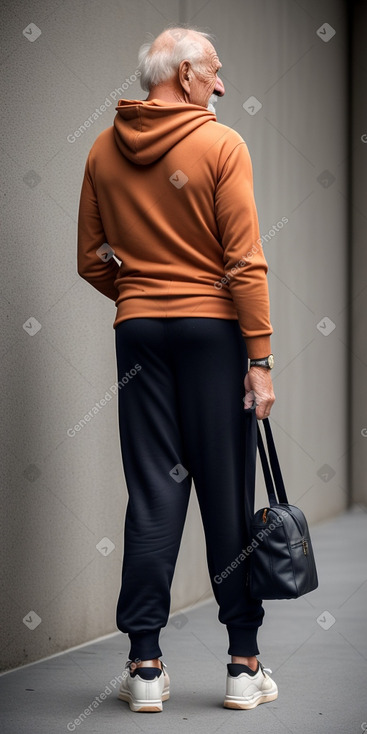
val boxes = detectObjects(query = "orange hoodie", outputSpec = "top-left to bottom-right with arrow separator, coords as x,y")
77,98 -> 272,358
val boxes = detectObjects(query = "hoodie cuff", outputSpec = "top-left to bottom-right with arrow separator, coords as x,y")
245,336 -> 272,361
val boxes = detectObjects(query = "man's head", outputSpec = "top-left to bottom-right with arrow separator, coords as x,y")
138,27 -> 225,108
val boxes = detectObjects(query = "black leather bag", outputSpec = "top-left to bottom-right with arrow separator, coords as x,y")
244,406 -> 318,600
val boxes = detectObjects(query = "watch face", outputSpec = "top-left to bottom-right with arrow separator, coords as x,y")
268,354 -> 274,369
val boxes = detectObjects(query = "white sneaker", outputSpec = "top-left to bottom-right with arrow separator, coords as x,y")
224,661 -> 278,710
118,659 -> 170,712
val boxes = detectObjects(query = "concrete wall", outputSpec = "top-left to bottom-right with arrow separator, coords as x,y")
351,0 -> 367,505
0,0 -> 349,672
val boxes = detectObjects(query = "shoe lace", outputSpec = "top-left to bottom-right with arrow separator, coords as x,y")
259,661 -> 272,676
121,659 -> 133,679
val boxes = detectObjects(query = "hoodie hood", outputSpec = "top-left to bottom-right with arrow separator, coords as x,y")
113,98 -> 216,165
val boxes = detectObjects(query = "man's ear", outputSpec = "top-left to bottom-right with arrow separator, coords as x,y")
178,60 -> 191,95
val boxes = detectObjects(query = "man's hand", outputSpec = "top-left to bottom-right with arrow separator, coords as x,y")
244,366 -> 275,420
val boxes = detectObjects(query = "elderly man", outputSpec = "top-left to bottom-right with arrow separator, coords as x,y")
77,26 -> 277,713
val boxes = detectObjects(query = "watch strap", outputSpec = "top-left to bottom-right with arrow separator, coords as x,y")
250,354 -> 274,369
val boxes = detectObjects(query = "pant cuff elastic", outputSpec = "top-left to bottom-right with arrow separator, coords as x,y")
227,626 -> 260,657
128,630 -> 162,662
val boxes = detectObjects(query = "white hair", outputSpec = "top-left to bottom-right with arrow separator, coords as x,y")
138,28 -> 214,92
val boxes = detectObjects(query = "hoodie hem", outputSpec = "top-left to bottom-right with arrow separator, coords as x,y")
113,294 -> 238,326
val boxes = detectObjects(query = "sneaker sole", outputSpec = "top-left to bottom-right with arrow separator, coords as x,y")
118,688 -> 170,713
224,689 -> 278,710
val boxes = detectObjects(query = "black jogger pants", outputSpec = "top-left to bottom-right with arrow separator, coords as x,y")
115,317 -> 265,661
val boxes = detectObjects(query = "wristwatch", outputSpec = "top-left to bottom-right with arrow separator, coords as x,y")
249,354 -> 274,370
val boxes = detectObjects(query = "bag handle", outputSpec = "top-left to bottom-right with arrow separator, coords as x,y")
258,419 -> 288,506
244,406 -> 288,540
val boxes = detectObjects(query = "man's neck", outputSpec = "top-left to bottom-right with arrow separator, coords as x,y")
146,85 -> 187,104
